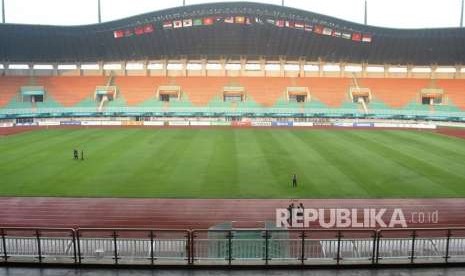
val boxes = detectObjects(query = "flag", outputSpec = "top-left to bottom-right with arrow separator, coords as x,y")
322,27 -> 332,36
245,17 -> 251,25
215,17 -> 224,23
143,24 -> 154,33
342,32 -> 351,39
124,29 -> 133,37
235,16 -> 245,24
266,19 -> 275,25
314,25 -> 323,34
113,30 -> 124,38
225,16 -> 234,23
285,21 -> 291,28
173,20 -> 182,28
304,24 -> 313,32
294,22 -> 304,29
183,19 -> 193,27
352,32 -> 362,41
332,30 -> 342,37
362,34 -> 372,43
255,17 -> 264,24
276,20 -> 285,27
163,21 -> 172,29
193,18 -> 203,26
134,26 -> 144,35
203,17 -> 214,25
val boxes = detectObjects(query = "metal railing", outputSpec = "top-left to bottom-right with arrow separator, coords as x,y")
1,227 -> 465,266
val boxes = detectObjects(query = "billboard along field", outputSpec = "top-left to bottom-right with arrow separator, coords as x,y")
0,128 -> 464,198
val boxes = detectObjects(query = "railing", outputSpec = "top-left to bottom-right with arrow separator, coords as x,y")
1,227 -> 465,266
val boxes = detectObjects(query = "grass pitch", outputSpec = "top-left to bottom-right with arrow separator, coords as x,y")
1,128 -> 465,198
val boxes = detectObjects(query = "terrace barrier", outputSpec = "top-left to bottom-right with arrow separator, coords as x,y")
1,227 -> 465,267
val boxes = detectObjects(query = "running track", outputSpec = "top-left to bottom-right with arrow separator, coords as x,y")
0,198 -> 464,229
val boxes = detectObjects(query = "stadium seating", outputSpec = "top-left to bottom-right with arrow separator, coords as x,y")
1,76 -> 465,119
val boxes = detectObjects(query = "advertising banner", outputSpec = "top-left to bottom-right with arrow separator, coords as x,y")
272,121 -> 293,127
122,121 -> 143,126
251,121 -> 272,127
60,121 -> 81,126
0,122 -> 14,128
100,121 -> 122,126
293,122 -> 314,127
211,121 -> 231,126
353,122 -> 374,128
38,121 -> 60,126
81,121 -> 102,126
143,121 -> 164,126
190,121 -> 211,126
232,121 -> 252,127
169,121 -> 190,126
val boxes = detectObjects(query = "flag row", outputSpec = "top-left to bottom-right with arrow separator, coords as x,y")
113,16 -> 372,43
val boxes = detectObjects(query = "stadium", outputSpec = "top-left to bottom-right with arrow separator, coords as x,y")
1,0 -> 465,272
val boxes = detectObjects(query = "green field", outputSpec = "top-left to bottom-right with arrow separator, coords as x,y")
1,128 -> 465,198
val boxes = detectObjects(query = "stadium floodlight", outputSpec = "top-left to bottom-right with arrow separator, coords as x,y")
284,64 -> 300,71
388,66 -> 407,73
0,64 -> 4,70
264,64 -> 280,71
147,63 -> 163,70
103,63 -> 122,70
435,67 -> 457,73
303,64 -> 319,72
186,63 -> 202,70
344,65 -> 362,72
125,62 -> 144,70
167,63 -> 183,70
8,64 -> 29,70
411,67 -> 432,73
245,63 -> 261,71
461,68 -> 465,73
225,63 -> 241,71
58,64 -> 77,70
366,66 -> 384,72
33,64 -> 54,70
322,64 -> 340,72
206,63 -> 222,70
81,64 -> 100,70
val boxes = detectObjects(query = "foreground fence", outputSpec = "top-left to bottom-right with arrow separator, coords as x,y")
1,227 -> 465,266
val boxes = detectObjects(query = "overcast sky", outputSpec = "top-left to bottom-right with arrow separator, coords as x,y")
2,0 -> 464,29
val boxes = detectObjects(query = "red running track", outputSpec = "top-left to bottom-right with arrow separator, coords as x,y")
0,197 -> 464,229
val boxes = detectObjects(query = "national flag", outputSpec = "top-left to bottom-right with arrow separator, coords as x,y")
322,27 -> 332,36
113,30 -> 124,38
332,30 -> 342,37
124,29 -> 133,37
215,17 -> 224,23
235,16 -> 245,24
143,24 -> 154,33
203,17 -> 214,25
285,21 -> 291,28
304,24 -> 313,32
173,20 -> 183,28
193,18 -> 203,26
255,17 -> 264,24
342,32 -> 351,39
294,22 -> 304,29
245,17 -> 252,25
224,16 -> 234,23
362,34 -> 372,43
275,20 -> 285,27
266,19 -> 275,25
313,25 -> 323,34
352,32 -> 362,41
163,21 -> 172,29
134,26 -> 144,35
183,19 -> 193,27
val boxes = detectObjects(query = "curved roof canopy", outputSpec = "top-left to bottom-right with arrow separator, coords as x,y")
0,2 -> 464,65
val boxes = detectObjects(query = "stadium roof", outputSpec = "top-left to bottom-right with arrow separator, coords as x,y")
1,1 -> 464,65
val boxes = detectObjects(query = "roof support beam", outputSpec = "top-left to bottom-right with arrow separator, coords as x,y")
461,0 -> 464,27
364,0 -> 368,25
97,0 -> 102,23
2,0 -> 5,24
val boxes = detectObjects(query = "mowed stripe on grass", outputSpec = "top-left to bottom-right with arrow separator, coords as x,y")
0,128 -> 464,198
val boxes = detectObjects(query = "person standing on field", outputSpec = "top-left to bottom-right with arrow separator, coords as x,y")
292,173 -> 297,188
